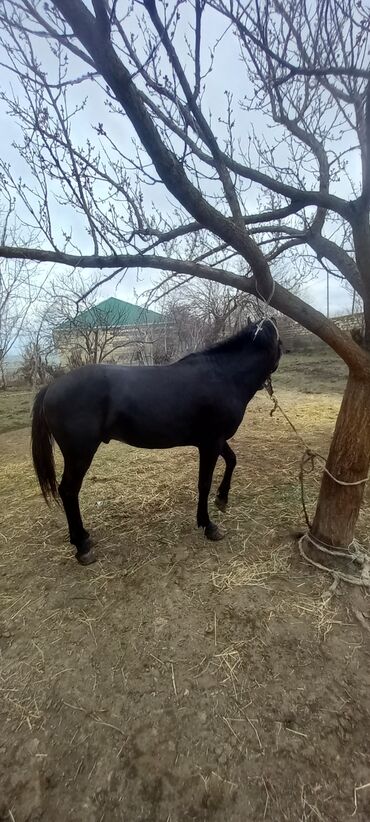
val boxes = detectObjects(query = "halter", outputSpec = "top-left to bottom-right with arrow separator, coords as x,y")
253,280 -> 278,341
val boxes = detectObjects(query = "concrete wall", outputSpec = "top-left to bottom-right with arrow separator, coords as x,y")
278,313 -> 364,353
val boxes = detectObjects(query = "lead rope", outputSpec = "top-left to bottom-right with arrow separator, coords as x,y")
263,377 -> 370,588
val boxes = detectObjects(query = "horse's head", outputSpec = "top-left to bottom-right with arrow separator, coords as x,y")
251,317 -> 282,389
252,317 -> 282,371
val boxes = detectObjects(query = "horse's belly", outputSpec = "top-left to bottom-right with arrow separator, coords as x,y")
108,415 -> 192,449
119,436 -> 192,450
106,396 -> 244,449
114,431 -> 192,449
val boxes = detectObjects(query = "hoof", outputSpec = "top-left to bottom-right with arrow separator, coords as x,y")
215,495 -> 227,513
76,548 -> 97,565
75,537 -> 96,565
204,522 -> 225,541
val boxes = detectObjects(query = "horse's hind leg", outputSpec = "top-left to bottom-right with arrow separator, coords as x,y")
58,447 -> 97,565
215,442 -> 237,512
197,443 -> 224,541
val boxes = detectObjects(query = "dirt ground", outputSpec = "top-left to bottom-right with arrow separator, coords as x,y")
1,354 -> 370,822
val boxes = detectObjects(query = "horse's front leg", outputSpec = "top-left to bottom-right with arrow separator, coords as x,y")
197,444 -> 224,541
215,441 -> 237,512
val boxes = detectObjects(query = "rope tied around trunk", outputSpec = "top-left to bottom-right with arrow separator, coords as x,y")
298,533 -> 370,587
263,377 -> 370,588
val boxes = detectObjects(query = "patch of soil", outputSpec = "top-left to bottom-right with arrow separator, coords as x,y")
1,427 -> 370,822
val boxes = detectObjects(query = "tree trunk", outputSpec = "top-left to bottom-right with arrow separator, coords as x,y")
312,369 -> 370,549
0,360 -> 7,390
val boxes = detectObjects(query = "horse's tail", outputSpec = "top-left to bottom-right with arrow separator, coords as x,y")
31,386 -> 59,504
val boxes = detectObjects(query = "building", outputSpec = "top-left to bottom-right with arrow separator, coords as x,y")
53,297 -> 168,367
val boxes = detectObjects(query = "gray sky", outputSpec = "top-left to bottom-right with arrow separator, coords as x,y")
0,0 -> 360,323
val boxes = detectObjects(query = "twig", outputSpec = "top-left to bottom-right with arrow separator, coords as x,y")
62,700 -> 86,713
92,715 -> 126,736
246,715 -> 264,751
286,727 -> 308,738
352,782 -> 370,816
262,776 -> 270,820
222,715 -> 241,742
62,700 -> 125,735
171,662 -> 177,698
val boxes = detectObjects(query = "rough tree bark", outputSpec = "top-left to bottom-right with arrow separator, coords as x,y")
0,361 -> 7,391
312,370 -> 370,548
313,209 -> 370,547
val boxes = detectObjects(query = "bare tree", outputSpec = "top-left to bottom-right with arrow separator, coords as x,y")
155,279 -> 258,356
19,299 -> 61,386
20,336 -> 59,386
0,196 -> 51,387
0,1 -> 369,556
0,257 -> 33,388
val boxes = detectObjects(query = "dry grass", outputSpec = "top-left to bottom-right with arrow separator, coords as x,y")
1,353 -> 370,821
212,544 -> 291,591
0,354 -> 354,651
0,387 -> 34,434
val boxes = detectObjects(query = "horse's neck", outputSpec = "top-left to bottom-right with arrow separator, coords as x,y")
217,350 -> 270,400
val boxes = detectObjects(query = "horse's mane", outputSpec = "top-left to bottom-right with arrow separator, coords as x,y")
179,320 -> 277,362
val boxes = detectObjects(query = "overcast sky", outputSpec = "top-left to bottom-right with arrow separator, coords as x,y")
0,0 -> 360,325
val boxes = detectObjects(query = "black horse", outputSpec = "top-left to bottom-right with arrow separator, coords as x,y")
31,318 -> 282,565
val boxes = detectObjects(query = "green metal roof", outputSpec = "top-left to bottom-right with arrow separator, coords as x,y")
57,297 -> 165,331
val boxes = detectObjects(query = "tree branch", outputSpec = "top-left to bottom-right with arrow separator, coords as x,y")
50,0 -> 275,300
0,242 -> 367,372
